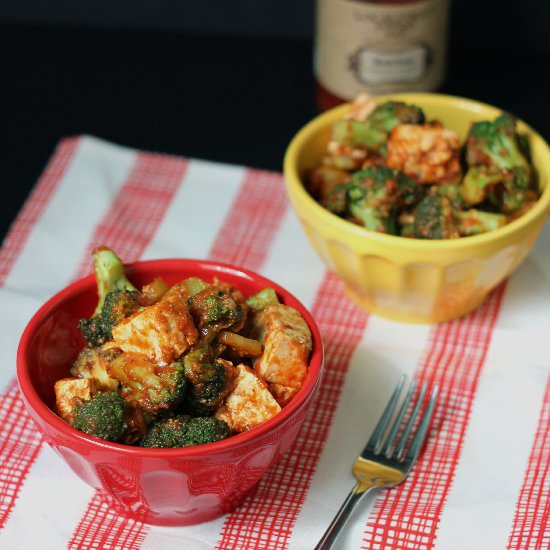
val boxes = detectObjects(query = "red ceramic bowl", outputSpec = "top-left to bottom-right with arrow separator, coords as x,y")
17,259 -> 323,526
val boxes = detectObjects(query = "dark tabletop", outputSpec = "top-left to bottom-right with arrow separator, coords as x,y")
2,24 -> 548,243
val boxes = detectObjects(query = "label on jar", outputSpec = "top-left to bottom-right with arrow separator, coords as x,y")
315,0 -> 449,99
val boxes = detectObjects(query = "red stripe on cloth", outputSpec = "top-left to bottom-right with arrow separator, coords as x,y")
67,493 -> 147,550
208,169 -> 287,269
67,151 -> 188,548
362,284 -> 506,550
0,137 -> 79,286
0,138 -> 79,530
216,272 -> 369,550
507,376 -> 550,550
0,382 -> 43,529
73,152 -> 188,279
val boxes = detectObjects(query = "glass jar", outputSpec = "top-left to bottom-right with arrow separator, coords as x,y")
315,0 -> 451,110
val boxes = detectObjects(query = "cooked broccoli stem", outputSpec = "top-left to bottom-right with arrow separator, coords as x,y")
309,165 -> 351,204
90,247 -> 137,316
73,392 -> 127,441
331,101 -> 425,152
457,209 -> 507,236
246,287 -> 279,312
413,195 -> 460,240
78,290 -> 141,346
141,277 -> 169,304
78,248 -> 141,346
183,277 -> 210,296
183,347 -> 231,415
140,415 -> 230,448
108,355 -> 187,413
461,166 -> 504,206
219,331 -> 262,357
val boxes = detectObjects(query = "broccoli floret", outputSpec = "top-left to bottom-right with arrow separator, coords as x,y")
462,165 -> 531,214
182,347 -> 232,415
331,101 -> 425,153
179,417 -> 230,446
464,115 -> 533,214
457,209 -> 507,236
246,287 -> 279,312
205,295 -> 232,323
187,286 -> 244,339
140,415 -> 192,447
413,195 -> 460,240
347,173 -> 392,232
349,198 -> 391,233
78,290 -> 141,346
494,168 -> 532,213
102,290 -> 141,325
72,392 -> 127,441
108,355 -> 187,413
78,248 -> 141,346
340,167 -> 423,234
395,171 -> 426,208
140,415 -> 230,448
322,182 -> 351,214
436,183 -> 466,210
466,114 -> 530,172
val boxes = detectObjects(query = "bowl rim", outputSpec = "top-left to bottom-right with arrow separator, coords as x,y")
16,258 -> 324,458
284,92 -> 550,250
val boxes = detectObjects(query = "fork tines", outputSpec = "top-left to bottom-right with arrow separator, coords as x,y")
363,375 -> 439,466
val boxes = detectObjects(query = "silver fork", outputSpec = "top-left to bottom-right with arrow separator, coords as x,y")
315,375 -> 439,550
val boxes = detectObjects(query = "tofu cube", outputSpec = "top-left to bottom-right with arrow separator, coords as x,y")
215,364 -> 281,433
252,304 -> 312,406
111,296 -> 198,364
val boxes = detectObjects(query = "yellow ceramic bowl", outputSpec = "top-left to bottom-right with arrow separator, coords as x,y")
284,93 -> 550,323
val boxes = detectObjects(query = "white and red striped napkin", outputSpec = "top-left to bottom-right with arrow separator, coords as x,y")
1,136 -> 549,550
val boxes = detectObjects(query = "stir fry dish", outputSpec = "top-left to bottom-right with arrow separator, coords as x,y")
54,248 -> 312,448
308,94 -> 540,239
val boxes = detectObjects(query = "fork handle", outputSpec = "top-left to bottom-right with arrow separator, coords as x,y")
314,482 -> 375,550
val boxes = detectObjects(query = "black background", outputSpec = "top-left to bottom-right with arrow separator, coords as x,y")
1,2 -> 548,241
